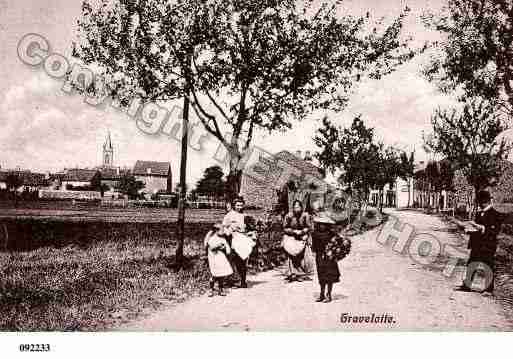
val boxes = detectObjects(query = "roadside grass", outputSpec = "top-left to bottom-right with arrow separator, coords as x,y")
0,226 -> 211,331
494,234 -> 513,307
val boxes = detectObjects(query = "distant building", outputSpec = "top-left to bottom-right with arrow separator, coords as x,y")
368,178 -> 413,209
0,171 -> 6,190
95,132 -> 128,191
62,168 -> 98,189
103,131 -> 114,168
133,160 -> 172,195
98,167 -> 125,191
240,150 -> 328,210
0,169 -> 48,191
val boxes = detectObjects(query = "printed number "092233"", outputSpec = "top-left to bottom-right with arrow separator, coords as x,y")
19,344 -> 51,352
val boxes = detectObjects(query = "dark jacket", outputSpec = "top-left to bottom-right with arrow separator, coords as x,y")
469,207 -> 505,259
283,212 -> 312,239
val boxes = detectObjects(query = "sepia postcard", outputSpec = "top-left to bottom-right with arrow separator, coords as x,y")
1,0 -> 513,352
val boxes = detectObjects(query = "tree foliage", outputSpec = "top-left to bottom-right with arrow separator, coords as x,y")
5,172 -> 24,207
5,172 -> 24,192
399,150 -> 415,182
414,159 -> 455,210
90,170 -> 109,196
195,165 -> 225,199
315,116 -> 378,199
375,145 -> 401,192
115,174 -> 146,199
74,0 -> 418,198
424,0 -> 513,115
314,116 -> 404,212
424,98 -> 512,198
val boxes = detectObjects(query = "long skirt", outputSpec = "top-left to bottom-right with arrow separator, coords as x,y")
315,255 -> 340,285
287,250 -> 305,277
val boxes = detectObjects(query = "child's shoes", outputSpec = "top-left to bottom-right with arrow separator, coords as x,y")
315,295 -> 325,302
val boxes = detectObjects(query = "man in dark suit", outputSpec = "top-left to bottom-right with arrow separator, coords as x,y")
460,190 -> 505,295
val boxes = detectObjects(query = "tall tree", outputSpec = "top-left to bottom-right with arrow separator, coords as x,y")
433,160 -> 455,209
115,174 -> 146,200
423,0 -> 513,116
74,0 -> 417,201
424,98 -> 512,212
374,145 -> 401,212
399,150 -> 415,207
195,165 -> 226,200
414,167 -> 428,208
90,170 -> 108,197
314,116 -> 381,214
424,160 -> 454,211
5,172 -> 24,208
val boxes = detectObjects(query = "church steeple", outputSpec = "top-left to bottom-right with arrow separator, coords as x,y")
103,131 -> 114,168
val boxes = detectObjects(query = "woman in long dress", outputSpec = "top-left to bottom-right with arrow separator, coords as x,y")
282,200 -> 312,282
222,196 -> 255,288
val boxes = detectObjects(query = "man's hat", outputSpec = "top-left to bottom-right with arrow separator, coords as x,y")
476,190 -> 491,205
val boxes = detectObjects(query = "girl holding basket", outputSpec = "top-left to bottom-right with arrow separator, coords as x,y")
311,213 -> 351,303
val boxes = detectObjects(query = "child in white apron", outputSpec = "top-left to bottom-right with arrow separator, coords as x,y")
204,224 -> 233,296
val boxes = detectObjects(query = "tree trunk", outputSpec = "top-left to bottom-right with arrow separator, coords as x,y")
175,51 -> 193,269
472,185 -> 480,220
379,188 -> 384,213
407,178 -> 411,208
226,168 -> 242,204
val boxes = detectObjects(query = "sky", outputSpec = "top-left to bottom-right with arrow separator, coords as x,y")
1,0 -> 508,184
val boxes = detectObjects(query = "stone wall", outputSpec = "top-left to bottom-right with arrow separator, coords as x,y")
240,171 -> 328,210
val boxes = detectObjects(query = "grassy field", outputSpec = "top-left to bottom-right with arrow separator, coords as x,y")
0,202 -> 286,331
0,204 -> 263,223
0,221 -> 211,330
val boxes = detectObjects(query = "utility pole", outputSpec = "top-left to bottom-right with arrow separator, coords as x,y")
175,50 -> 192,268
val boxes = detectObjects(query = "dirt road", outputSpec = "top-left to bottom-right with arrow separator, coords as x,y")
121,210 -> 513,331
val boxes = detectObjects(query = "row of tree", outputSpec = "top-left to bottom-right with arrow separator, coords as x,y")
314,1 -> 513,215
313,97 -> 512,216
414,160 -> 454,210
424,98 -> 511,213
314,116 -> 416,213
421,0 -> 513,213
189,0 -> 513,214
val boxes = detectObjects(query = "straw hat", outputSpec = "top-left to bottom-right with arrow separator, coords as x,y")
313,212 -> 336,225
